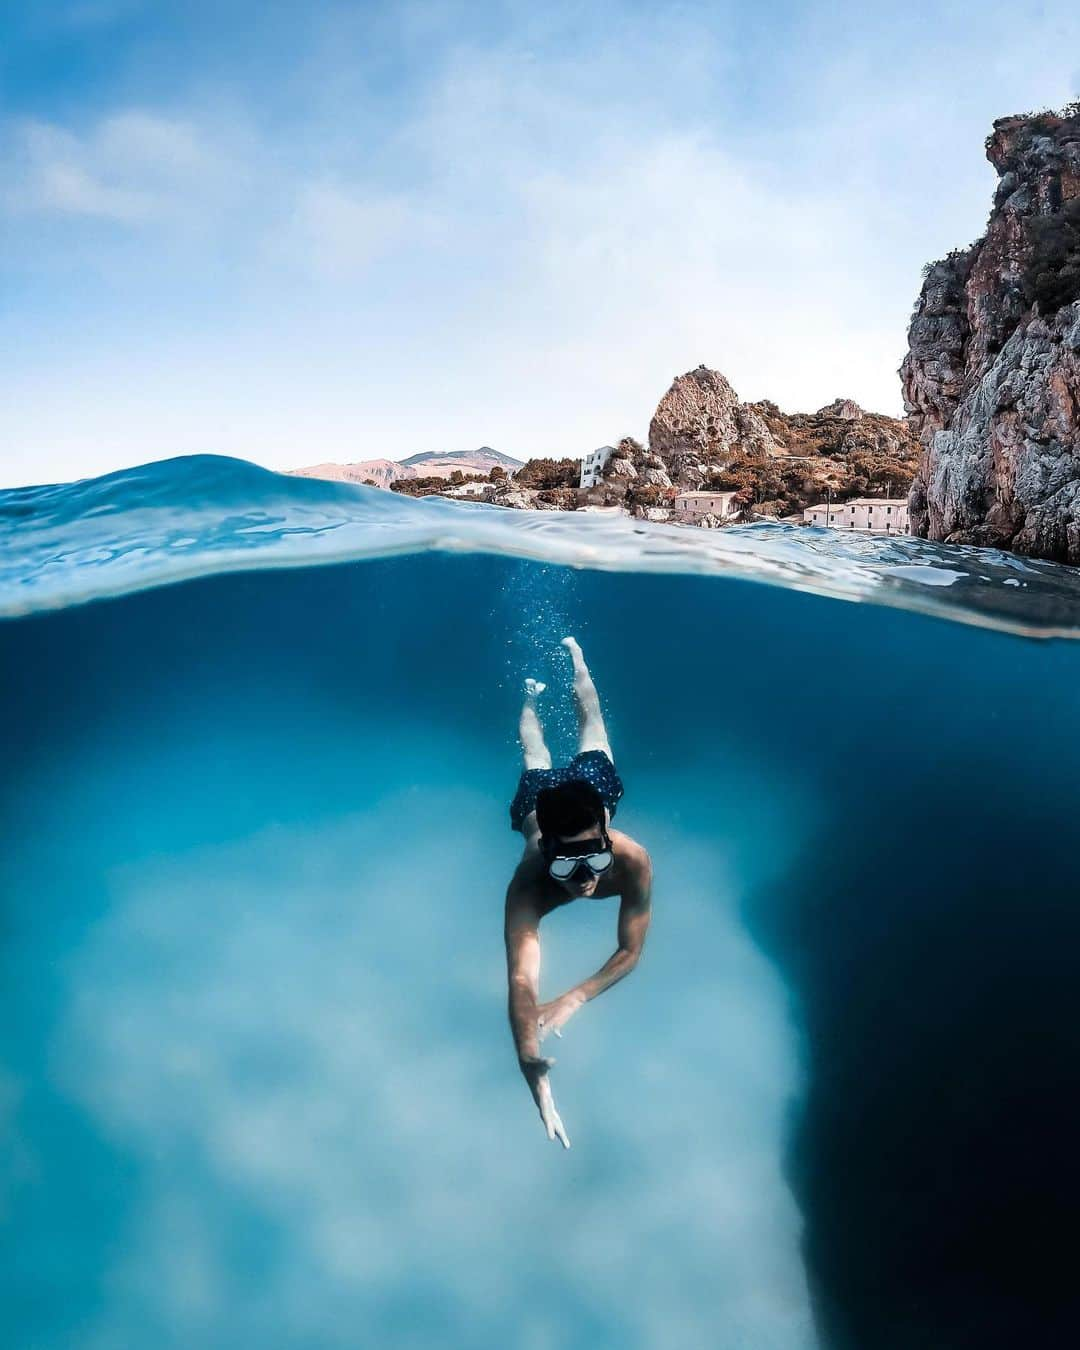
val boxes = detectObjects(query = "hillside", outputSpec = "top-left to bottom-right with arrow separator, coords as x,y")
285,458 -> 409,490
593,366 -> 920,518
288,446 -> 522,488
399,447 -> 523,473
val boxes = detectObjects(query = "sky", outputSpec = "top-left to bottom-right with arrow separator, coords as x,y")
1,0 -> 1078,488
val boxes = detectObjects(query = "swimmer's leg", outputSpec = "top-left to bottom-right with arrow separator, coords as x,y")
562,637 -> 613,759
519,679 -> 552,770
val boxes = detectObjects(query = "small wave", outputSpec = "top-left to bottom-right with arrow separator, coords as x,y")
3,454 -> 1080,637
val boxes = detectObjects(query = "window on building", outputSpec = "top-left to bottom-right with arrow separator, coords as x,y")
887,506 -> 892,514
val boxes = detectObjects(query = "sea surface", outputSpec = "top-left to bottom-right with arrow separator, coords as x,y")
3,455 -> 1079,1350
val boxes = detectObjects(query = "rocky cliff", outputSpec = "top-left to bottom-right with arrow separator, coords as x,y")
648,366 -> 778,486
902,104 -> 1080,561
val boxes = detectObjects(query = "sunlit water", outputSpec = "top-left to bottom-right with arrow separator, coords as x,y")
3,456 -> 1080,1349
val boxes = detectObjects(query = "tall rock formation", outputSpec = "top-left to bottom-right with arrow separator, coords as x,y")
648,365 -> 778,488
641,366 -> 916,506
902,104 -> 1080,561
817,398 -> 864,420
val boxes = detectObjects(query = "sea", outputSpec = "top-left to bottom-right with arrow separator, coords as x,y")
2,454 -> 1079,1350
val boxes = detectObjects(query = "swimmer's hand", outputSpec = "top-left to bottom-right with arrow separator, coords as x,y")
518,1054 -> 570,1149
537,990 -> 585,1043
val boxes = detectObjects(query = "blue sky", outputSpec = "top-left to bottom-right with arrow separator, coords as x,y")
1,0 -> 1078,486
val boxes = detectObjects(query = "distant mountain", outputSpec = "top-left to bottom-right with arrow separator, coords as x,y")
289,446 -> 524,489
399,447 -> 524,473
285,458 -> 410,490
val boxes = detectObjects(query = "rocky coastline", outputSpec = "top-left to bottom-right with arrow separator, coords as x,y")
289,366 -> 917,527
290,107 -> 1080,555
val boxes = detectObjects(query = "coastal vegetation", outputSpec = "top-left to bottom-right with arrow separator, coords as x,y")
391,470 -> 485,497
1023,198 -> 1080,314
512,457 -> 580,489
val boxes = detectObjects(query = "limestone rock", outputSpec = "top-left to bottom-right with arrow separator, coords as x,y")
605,456 -> 638,480
734,403 -> 779,456
817,398 -> 864,420
492,489 -> 539,510
649,366 -> 779,487
902,104 -> 1080,561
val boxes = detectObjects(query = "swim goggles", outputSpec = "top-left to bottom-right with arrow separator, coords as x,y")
544,838 -> 614,882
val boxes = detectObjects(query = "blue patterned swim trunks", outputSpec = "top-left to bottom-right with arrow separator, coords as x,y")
509,749 -> 625,832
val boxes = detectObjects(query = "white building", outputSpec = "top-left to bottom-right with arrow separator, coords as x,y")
803,497 -> 910,533
580,445 -> 615,488
674,490 -> 740,522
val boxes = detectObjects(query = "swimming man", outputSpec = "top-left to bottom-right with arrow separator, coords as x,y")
505,636 -> 653,1148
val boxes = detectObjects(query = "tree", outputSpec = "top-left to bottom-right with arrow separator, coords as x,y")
626,483 -> 662,509
391,475 -> 446,497
514,457 -> 580,490
1023,199 -> 1080,314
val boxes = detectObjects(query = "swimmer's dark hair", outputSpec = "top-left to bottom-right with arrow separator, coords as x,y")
536,779 -> 606,839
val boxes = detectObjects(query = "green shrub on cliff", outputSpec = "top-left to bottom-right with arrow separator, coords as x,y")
1023,199 -> 1080,315
626,483 -> 671,509
391,475 -> 443,496
536,488 -> 578,509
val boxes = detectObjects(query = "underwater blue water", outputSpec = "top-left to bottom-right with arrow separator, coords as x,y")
3,456 -> 1080,1349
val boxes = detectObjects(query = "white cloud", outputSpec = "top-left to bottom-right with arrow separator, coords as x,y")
283,182 -> 431,279
6,121 -> 153,221
3,110 -> 241,225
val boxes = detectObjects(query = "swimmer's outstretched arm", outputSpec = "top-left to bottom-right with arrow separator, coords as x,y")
538,848 -> 652,1043
504,884 -> 570,1149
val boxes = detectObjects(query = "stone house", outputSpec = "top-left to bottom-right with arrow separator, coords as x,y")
803,497 -> 910,533
673,490 -> 740,522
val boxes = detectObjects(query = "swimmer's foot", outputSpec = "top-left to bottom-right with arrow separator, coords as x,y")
523,678 -> 546,700
560,636 -> 587,674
